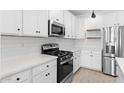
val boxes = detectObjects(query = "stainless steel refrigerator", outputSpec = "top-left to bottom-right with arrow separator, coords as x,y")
102,26 -> 124,76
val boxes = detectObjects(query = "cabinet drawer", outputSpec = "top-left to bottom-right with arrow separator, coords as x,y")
33,66 -> 57,83
32,60 -> 57,76
1,70 -> 31,83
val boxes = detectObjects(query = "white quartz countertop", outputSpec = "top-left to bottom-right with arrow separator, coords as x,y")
116,57 -> 124,74
1,54 -> 57,79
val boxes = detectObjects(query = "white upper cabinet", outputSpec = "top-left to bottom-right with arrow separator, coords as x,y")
103,13 -> 117,27
117,11 -> 124,26
49,10 -> 64,24
37,11 -> 48,37
0,10 -> 22,35
23,11 -> 38,35
64,11 -> 72,38
71,14 -> 76,38
103,11 -> 124,27
64,10 -> 80,39
23,10 -> 48,37
77,16 -> 86,39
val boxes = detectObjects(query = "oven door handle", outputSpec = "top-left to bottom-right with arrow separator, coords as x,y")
60,57 -> 73,65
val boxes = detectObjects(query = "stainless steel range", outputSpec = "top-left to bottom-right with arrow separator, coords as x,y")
42,43 -> 73,83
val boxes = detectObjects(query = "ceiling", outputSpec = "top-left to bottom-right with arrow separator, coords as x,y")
69,10 -> 120,16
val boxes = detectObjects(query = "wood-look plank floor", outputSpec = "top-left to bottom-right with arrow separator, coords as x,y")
72,68 -> 116,83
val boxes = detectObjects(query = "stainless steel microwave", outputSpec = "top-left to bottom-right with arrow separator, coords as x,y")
48,20 -> 65,37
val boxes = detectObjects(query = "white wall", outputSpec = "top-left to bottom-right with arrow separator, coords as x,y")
1,36 -> 75,64
75,14 -> 103,51
74,39 -> 102,51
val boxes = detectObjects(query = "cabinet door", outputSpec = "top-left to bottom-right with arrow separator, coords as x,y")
33,66 -> 57,83
73,51 -> 81,73
77,51 -> 81,69
0,10 -> 22,35
33,72 -> 48,83
81,50 -> 92,68
91,52 -> 101,71
47,66 -> 57,83
37,10 -> 48,37
71,15 -> 76,38
1,70 -> 31,83
78,16 -> 86,39
73,53 -> 77,73
81,50 -> 102,71
23,10 -> 48,37
103,13 -> 117,27
117,11 -> 124,26
23,10 -> 38,35
49,10 -> 64,24
64,11 -> 72,38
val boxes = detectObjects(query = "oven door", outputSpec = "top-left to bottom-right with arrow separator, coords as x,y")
48,20 -> 65,37
57,57 -> 73,83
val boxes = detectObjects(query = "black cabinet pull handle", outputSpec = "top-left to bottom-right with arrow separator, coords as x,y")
46,65 -> 49,67
48,73 -> 50,75
16,78 -> 20,81
17,28 -> 20,31
36,31 -> 40,33
56,19 -> 59,21
45,74 -> 48,76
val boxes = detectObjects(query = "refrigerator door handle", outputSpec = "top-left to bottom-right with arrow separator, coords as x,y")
119,28 -> 122,57
115,26 -> 119,57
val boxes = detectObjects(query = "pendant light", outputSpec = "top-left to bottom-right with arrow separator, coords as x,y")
91,10 -> 96,18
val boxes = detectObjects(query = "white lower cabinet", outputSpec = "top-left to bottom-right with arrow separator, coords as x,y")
1,59 -> 57,83
64,11 -> 72,38
73,50 -> 81,73
32,60 -> 56,76
32,66 -> 56,83
81,50 -> 101,71
1,70 -> 31,83
32,60 -> 57,83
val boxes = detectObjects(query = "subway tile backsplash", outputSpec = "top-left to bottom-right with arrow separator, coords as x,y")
1,36 -> 75,63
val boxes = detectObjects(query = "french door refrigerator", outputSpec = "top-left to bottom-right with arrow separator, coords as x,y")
102,25 -> 124,76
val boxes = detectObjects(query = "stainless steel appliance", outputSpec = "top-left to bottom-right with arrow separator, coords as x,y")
48,20 -> 65,37
42,43 -> 73,83
102,26 -> 124,76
